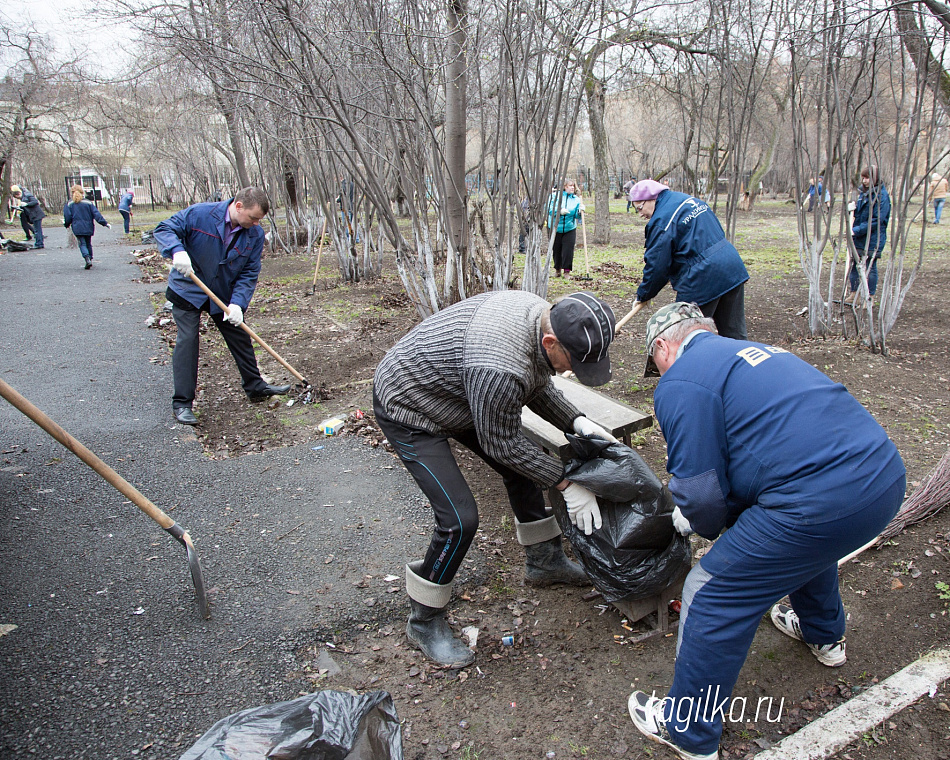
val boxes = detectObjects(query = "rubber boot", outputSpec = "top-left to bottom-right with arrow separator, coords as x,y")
83,256 -> 92,270
405,561 -> 474,668
516,516 -> 589,587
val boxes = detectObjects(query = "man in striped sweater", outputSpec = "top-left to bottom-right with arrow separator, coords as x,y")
374,291 -> 618,667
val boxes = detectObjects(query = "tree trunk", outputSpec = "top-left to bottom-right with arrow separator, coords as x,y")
585,74 -> 610,244
443,0 -> 469,303
283,152 -> 298,210
213,84 -> 251,188
893,2 -> 950,116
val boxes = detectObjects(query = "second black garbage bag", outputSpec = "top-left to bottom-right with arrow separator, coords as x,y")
550,433 -> 692,602
179,689 -> 403,760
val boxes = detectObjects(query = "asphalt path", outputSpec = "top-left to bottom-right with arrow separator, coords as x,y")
0,222 -> 435,758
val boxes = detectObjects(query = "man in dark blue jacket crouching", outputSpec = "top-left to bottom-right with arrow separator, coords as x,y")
155,187 -> 290,426
627,302 -> 905,760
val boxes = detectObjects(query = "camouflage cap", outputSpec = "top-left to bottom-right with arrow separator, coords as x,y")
643,301 -> 705,377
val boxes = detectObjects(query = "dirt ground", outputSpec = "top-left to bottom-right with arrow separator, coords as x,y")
134,201 -> 950,760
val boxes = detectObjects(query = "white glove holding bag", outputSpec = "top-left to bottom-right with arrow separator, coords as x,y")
562,482 -> 602,535
671,506 -> 693,536
573,416 -> 619,443
225,304 -> 244,327
172,251 -> 194,277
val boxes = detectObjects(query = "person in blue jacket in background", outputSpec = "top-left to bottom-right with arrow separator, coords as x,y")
63,184 -> 111,269
155,187 -> 290,426
628,179 -> 749,340
626,302 -> 905,760
546,179 -> 585,277
118,189 -> 135,234
849,165 -> 890,297
10,185 -> 46,249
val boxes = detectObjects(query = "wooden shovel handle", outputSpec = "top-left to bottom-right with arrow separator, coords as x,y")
181,269 -> 308,385
0,377 -> 175,530
615,300 -> 647,333
581,212 -> 590,271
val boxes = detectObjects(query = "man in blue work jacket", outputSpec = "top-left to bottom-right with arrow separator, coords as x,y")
155,187 -> 290,426
627,302 -> 905,760
628,180 -> 748,341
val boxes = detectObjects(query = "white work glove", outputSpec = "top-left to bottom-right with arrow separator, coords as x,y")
172,251 -> 194,277
559,208 -> 569,215
562,482 -> 602,535
579,203 -> 586,212
671,506 -> 693,536
573,416 -> 619,443
224,304 -> 243,327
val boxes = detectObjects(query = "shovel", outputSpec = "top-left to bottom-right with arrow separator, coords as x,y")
175,268 -> 310,388
615,299 -> 647,333
0,376 -> 210,619
308,217 -> 328,296
577,211 -> 592,281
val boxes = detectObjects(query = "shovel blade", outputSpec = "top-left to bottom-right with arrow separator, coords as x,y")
167,524 -> 211,619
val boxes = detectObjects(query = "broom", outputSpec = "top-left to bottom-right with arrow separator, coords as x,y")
875,447 -> 950,545
838,447 -> 950,565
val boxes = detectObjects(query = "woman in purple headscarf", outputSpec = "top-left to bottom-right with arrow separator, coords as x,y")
628,179 -> 749,340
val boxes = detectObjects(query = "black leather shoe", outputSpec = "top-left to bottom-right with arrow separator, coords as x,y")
173,407 -> 199,425
247,383 -> 292,402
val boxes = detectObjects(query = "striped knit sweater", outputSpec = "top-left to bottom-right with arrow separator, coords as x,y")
374,291 -> 582,487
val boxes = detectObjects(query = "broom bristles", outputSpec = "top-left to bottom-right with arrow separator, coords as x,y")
874,447 -> 950,546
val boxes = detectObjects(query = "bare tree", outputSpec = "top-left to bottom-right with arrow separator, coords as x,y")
0,20 -> 79,208
790,0 -> 942,351
114,0 -> 255,188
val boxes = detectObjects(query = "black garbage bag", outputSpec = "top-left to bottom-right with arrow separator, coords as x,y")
551,434 -> 692,603
1,239 -> 30,252
180,689 -> 403,760
141,228 -> 156,244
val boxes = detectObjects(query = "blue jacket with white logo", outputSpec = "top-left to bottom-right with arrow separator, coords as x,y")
154,199 -> 263,314
636,189 -> 748,305
653,331 -> 905,539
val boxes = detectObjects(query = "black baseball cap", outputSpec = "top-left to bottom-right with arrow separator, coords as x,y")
549,292 -> 616,386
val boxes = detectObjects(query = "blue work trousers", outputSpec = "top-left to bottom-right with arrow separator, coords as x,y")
849,255 -> 880,296
663,475 -> 905,755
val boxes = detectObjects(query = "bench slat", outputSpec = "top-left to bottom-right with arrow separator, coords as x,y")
521,374 -> 653,458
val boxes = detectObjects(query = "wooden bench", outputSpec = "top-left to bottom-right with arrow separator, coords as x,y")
611,569 -> 690,643
521,374 -> 653,457
521,375 -> 688,641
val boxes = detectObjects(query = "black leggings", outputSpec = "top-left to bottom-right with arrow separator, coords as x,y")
553,228 -> 576,272
374,396 -> 548,585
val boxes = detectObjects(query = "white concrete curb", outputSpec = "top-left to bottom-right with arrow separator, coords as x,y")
755,647 -> 950,760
